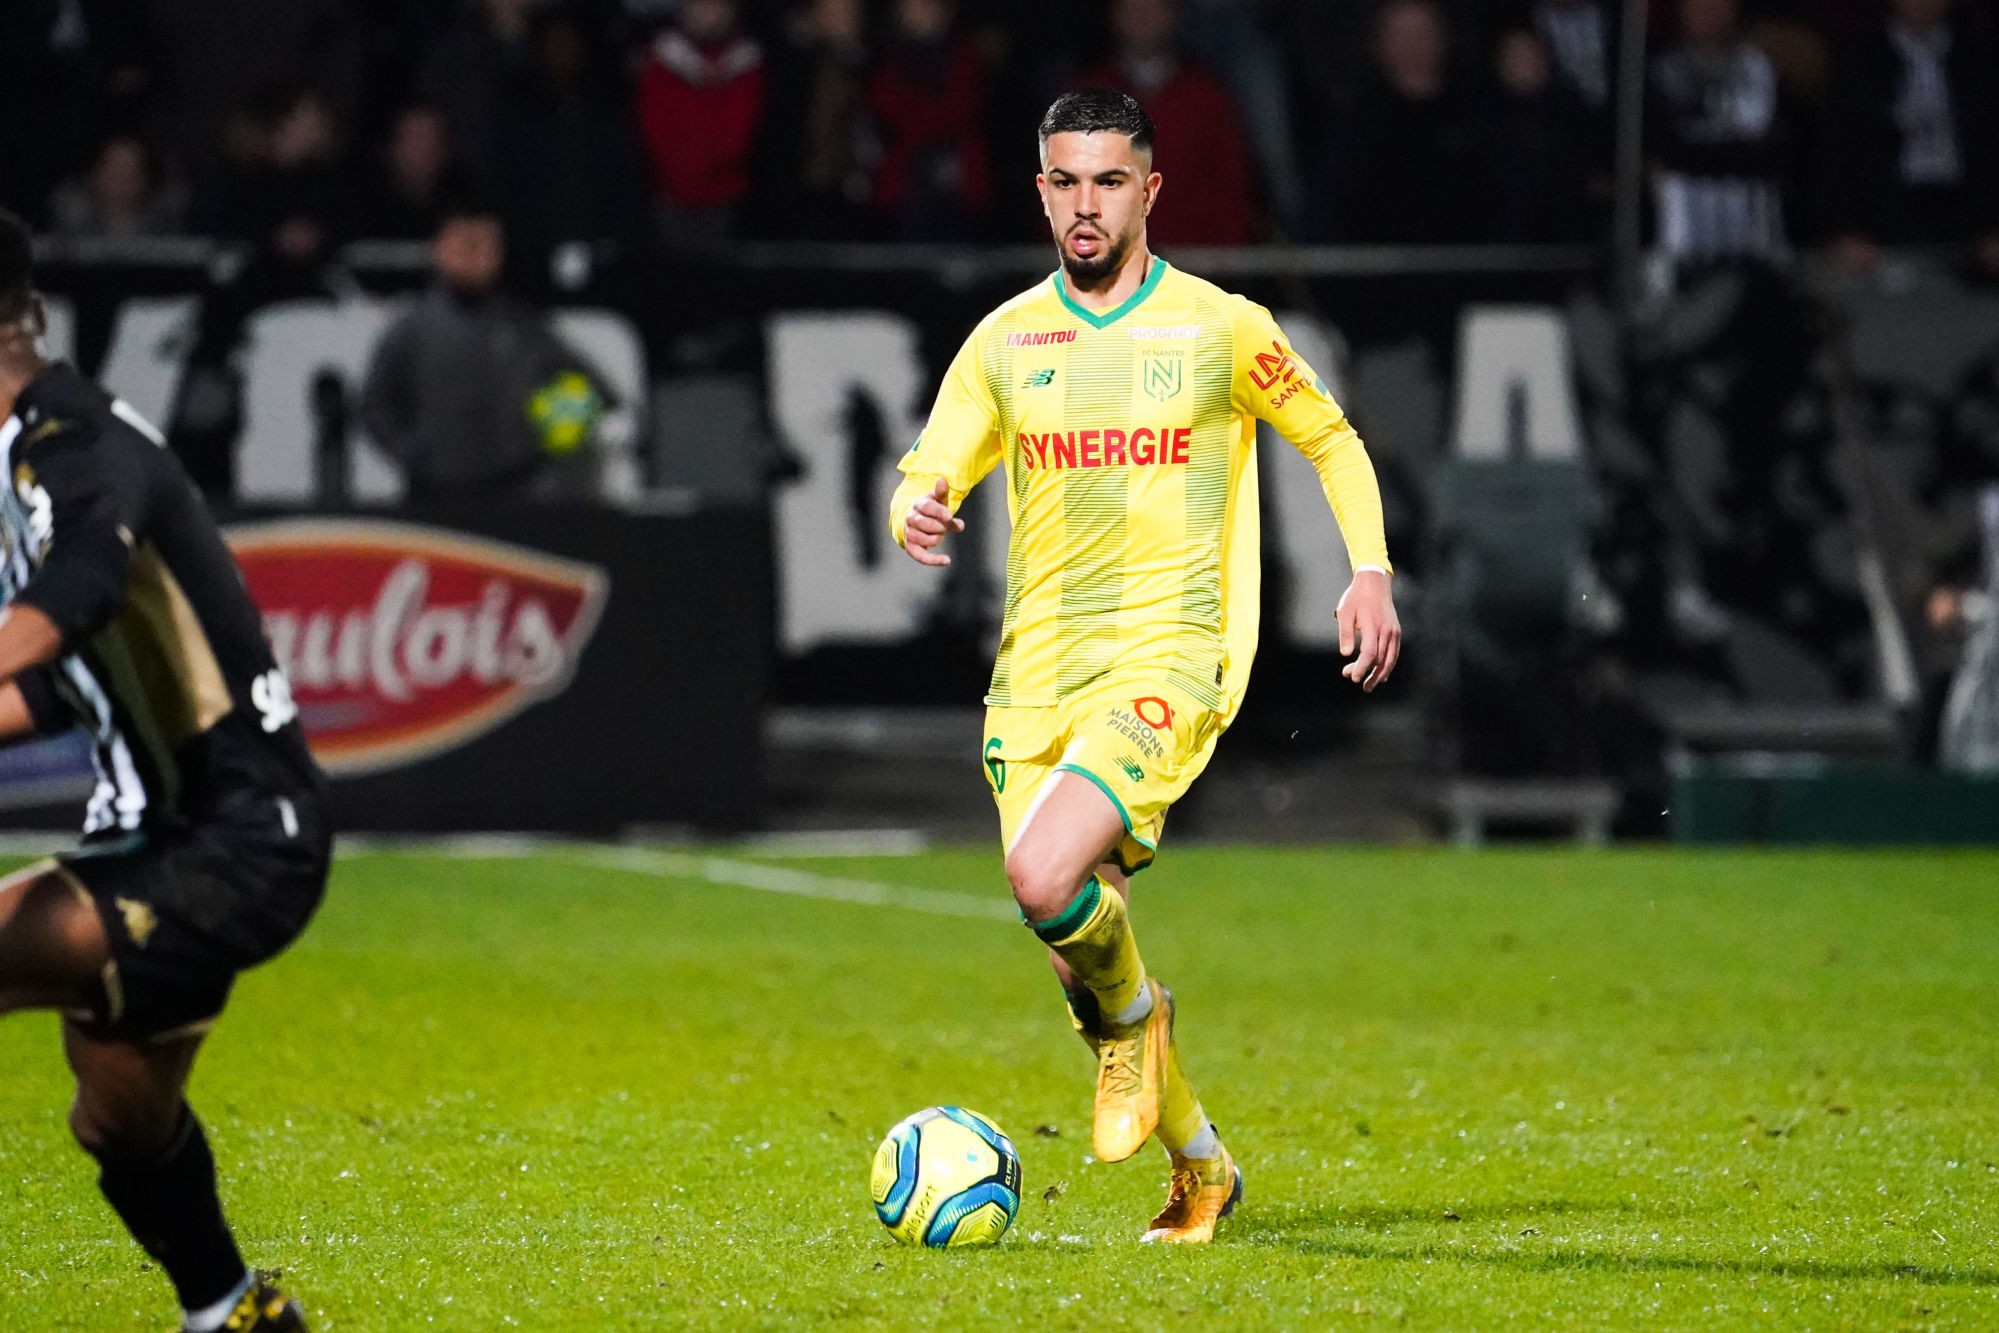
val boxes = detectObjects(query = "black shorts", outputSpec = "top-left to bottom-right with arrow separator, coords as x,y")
59,790 -> 332,1042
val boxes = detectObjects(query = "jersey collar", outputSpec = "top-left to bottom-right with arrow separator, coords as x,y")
1052,255 -> 1169,330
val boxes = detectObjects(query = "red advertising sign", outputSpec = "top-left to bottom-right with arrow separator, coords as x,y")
226,519 -> 609,776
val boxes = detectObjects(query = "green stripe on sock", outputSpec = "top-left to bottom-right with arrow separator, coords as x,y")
1030,875 -> 1103,943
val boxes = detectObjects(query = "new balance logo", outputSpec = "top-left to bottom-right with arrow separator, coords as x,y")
1023,368 -> 1057,388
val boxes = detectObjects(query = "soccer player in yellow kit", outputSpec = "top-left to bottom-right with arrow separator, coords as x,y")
890,89 -> 1401,1243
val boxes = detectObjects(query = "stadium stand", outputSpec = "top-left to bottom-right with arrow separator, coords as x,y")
2,0 -> 1996,839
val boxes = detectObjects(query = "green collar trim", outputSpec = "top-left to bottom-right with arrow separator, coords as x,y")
1052,256 -> 1169,330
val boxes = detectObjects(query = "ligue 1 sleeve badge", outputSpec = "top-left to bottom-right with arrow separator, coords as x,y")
226,519 -> 608,775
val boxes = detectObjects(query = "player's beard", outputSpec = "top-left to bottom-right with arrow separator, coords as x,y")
1059,224 -> 1135,289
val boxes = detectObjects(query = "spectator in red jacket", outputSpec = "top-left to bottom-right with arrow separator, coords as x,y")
636,0 -> 765,246
870,0 -> 992,240
1078,0 -> 1258,245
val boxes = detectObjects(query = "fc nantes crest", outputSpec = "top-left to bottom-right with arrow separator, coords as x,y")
1142,350 -> 1184,402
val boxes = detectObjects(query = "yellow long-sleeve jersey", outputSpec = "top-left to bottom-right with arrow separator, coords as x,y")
889,257 -> 1390,719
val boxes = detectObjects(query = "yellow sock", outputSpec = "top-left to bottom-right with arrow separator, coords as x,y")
1158,1039 -> 1209,1155
1030,876 -> 1147,1021
1062,987 -> 1103,1052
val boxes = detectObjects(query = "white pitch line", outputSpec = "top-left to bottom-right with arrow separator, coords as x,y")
573,845 -> 1016,923
335,832 -> 567,860
284,835 -> 1007,923
729,828 -> 930,859
331,829 -> 931,861
0,830 -> 71,856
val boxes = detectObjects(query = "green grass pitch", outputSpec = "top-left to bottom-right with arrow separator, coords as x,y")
4,845 -> 1998,1330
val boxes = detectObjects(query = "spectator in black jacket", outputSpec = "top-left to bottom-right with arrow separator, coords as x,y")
1822,0 -> 1999,275
492,8 -> 649,292
1476,25 -> 1599,242
419,0 -> 537,188
1648,0 -> 1797,267
1306,0 -> 1484,243
144,0 -> 363,181
360,203 -> 611,500
746,0 -> 876,240
193,84 -> 350,263
357,104 -> 472,240
0,0 -> 153,223
1528,0 -> 1614,115
50,135 -> 188,238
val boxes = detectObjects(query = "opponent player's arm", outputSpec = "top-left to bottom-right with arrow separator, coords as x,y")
0,679 -> 38,744
0,659 -> 68,747
4,423 -> 139,683
889,327 -> 1002,568
1237,307 -> 1401,691
0,605 -> 64,685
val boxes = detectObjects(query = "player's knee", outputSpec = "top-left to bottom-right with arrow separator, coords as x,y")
68,1089 -> 181,1162
1005,848 -> 1086,925
10,868 -> 109,967
0,873 -> 109,1013
68,1094 -> 118,1159
50,892 -> 105,963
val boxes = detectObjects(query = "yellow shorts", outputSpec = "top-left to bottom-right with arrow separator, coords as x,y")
984,677 -> 1223,874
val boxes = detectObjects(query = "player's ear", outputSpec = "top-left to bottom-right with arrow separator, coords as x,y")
1036,175 -> 1051,219
27,295 -> 45,341
1144,172 -> 1162,217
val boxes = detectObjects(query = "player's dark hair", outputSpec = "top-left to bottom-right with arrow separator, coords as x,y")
1039,89 -> 1157,157
0,207 -> 35,325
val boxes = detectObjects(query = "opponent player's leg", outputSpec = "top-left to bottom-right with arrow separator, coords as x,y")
1,854 -> 305,1333
65,1022 -> 306,1332
0,860 -> 111,1012
1006,775 -> 1170,1162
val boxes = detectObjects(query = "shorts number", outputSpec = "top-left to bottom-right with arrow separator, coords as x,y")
251,668 -> 299,733
984,738 -> 1006,793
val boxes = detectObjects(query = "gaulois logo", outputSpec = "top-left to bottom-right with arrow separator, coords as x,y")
225,519 -> 608,776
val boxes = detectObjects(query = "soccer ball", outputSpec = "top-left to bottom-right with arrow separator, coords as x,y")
870,1106 -> 1022,1247
525,370 -> 604,456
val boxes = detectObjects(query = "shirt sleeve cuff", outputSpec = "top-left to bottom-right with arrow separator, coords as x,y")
14,666 -> 65,735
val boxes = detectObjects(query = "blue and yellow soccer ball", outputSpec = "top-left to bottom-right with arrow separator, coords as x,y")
525,370 -> 604,456
871,1106 -> 1022,1247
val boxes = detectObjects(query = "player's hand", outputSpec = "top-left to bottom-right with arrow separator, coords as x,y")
1337,569 -> 1401,693
903,477 -> 965,567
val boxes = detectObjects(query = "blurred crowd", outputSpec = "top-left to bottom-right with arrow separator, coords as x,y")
1,0 -> 1996,269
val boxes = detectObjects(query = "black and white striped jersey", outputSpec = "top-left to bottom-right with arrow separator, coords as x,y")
1649,43 -> 1790,265
0,362 -> 323,837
